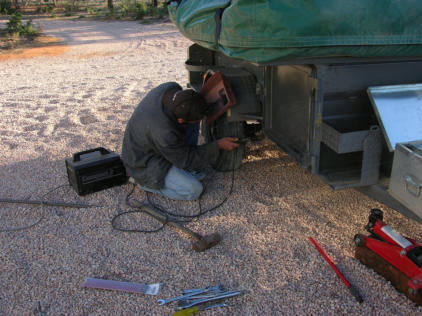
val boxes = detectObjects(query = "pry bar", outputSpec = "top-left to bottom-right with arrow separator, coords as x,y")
0,197 -> 99,208
309,237 -> 363,303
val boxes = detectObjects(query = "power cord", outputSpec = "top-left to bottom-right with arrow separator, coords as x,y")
111,152 -> 237,233
147,166 -> 235,223
0,184 -> 69,232
111,185 -> 169,233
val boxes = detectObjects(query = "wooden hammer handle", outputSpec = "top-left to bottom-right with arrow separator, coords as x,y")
130,199 -> 201,241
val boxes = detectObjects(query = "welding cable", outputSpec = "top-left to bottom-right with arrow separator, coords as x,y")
0,184 -> 69,232
145,139 -> 238,223
111,185 -> 169,233
146,165 -> 235,222
111,168 -> 234,233
112,147 -> 237,233
111,208 -> 169,233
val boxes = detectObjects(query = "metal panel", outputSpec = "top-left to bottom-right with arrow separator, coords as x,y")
264,65 -> 314,167
389,141 -> 422,220
259,56 -> 422,66
319,62 -> 422,95
368,83 -> 422,151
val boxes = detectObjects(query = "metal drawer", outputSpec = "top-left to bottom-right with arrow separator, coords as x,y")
389,141 -> 422,219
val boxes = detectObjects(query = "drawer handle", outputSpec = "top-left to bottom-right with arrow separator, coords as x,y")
404,175 -> 422,197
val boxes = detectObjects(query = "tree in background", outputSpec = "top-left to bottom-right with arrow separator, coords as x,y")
0,0 -> 12,14
1,0 -> 164,16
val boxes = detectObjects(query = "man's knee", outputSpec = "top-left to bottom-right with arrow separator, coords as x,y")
163,166 -> 204,200
184,180 -> 203,200
160,180 -> 202,200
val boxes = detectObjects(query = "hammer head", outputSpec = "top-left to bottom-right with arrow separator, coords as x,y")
192,233 -> 222,252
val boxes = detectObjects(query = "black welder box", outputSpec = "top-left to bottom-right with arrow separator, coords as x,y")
65,147 -> 127,196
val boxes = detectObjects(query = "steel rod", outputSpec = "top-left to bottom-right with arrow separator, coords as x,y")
0,198 -> 97,208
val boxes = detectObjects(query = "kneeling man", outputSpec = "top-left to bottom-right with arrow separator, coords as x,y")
122,82 -> 239,200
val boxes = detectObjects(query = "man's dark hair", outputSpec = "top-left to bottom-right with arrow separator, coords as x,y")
164,88 -> 209,121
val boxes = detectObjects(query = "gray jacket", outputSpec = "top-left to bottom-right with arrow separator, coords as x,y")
121,82 -> 220,189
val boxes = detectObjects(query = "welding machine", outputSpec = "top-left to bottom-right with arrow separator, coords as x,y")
65,147 -> 127,196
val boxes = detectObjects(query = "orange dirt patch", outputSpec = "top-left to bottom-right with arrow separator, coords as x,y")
0,44 -> 68,61
79,51 -> 119,59
34,36 -> 63,44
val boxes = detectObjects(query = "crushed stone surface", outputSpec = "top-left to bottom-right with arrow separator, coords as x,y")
1,18 -> 422,315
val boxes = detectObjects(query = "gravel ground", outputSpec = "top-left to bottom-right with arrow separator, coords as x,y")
1,18 -> 422,315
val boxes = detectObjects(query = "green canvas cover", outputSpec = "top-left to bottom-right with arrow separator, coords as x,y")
168,0 -> 422,63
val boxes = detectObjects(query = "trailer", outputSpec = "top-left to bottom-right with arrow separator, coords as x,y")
168,0 -> 422,223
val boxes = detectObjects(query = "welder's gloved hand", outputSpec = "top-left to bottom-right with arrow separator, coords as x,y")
217,137 -> 239,151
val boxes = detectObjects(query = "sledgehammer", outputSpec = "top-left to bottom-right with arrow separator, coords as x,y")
130,199 -> 221,252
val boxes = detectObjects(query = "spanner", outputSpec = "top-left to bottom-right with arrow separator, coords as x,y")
157,285 -> 221,305
176,290 -> 243,310
182,284 -> 222,294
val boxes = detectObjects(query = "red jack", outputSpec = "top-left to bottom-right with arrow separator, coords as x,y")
354,209 -> 422,305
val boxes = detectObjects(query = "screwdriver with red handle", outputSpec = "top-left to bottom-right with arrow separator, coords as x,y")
309,237 -> 363,303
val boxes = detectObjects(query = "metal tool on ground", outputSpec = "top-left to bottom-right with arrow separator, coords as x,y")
354,208 -> 422,305
309,237 -> 363,303
157,285 -> 222,305
130,199 -> 222,252
158,284 -> 242,312
172,303 -> 228,316
82,278 -> 161,295
0,197 -> 98,208
182,286 -> 221,295
176,290 -> 242,310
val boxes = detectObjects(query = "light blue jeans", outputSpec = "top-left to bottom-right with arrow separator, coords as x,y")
136,122 -> 205,200
136,166 -> 204,200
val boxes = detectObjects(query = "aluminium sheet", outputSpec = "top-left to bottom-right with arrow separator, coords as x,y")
367,83 -> 422,151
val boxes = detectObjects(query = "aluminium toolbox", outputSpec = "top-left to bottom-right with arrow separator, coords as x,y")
367,83 -> 422,221
66,147 -> 127,196
389,141 -> 422,219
